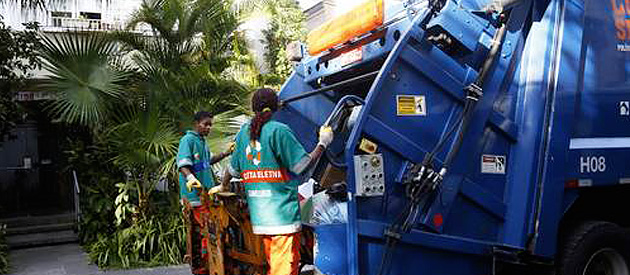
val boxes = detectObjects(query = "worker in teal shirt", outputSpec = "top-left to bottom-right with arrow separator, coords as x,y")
177,111 -> 233,275
212,88 -> 333,275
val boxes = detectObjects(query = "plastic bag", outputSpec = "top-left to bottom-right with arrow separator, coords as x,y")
310,192 -> 348,224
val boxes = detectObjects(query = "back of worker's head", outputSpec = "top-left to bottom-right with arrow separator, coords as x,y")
250,88 -> 279,141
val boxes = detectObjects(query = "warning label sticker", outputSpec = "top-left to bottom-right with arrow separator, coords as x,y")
481,155 -> 506,174
397,95 -> 426,116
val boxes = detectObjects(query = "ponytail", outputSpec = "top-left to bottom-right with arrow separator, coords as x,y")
250,88 -> 279,141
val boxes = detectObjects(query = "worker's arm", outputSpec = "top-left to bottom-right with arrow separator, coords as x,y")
179,166 -> 193,177
179,166 -> 202,191
209,142 -> 235,165
276,125 -> 333,175
307,144 -> 326,167
304,126 -> 332,169
209,151 -> 229,165
209,142 -> 239,195
209,167 -> 235,194
177,136 -> 202,192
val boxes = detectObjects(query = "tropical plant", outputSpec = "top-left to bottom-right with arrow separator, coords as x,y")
115,0 -> 252,120
40,0 -> 260,269
0,17 -> 41,144
86,204 -> 186,269
111,0 -> 255,165
61,138 -> 121,244
0,0 -> 46,10
0,223 -> 8,274
261,0 -> 306,86
39,32 -> 134,130
106,107 -> 180,218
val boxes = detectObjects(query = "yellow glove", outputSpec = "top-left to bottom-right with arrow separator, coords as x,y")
185,174 -> 202,192
226,142 -> 236,154
208,185 -> 225,197
318,126 -> 334,148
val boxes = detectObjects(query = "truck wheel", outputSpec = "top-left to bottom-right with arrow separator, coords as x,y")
558,221 -> 630,275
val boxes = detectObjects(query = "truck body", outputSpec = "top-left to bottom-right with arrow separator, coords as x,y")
274,0 -> 630,274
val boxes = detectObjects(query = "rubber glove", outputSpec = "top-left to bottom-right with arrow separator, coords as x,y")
226,142 -> 236,154
186,174 -> 202,192
208,185 -> 225,196
318,126 -> 334,148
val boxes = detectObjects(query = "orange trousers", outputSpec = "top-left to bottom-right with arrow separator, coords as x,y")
262,232 -> 301,275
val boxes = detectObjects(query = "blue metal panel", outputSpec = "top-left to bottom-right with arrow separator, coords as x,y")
459,179 -> 506,220
340,9 -> 435,274
314,224 -> 348,275
358,220 -> 492,275
421,0 -> 532,238
272,0 -> 589,272
534,0 -> 585,257
500,0 -> 560,248
426,0 -> 492,53
276,71 -> 336,148
561,0 -> 630,188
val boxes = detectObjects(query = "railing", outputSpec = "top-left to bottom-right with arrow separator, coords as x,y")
72,170 -> 81,227
44,16 -> 151,33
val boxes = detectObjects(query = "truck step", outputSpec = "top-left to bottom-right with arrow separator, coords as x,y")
5,229 -> 78,249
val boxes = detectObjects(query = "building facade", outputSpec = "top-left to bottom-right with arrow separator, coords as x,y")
0,0 -> 144,219
1,0 -> 144,32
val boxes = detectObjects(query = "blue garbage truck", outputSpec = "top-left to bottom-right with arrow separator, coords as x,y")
273,0 -> 630,274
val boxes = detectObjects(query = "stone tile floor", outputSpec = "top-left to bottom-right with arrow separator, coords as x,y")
7,243 -> 190,275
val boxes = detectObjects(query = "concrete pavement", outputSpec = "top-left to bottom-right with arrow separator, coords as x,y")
7,243 -> 190,275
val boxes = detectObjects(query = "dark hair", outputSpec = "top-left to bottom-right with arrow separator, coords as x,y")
250,88 -> 278,141
194,111 -> 213,122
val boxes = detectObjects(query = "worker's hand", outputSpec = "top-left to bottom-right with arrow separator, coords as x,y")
226,142 -> 236,155
208,185 -> 226,197
185,174 -> 202,192
317,126 -> 334,148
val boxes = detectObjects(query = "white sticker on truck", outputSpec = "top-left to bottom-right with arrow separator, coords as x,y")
481,155 -> 506,174
621,101 -> 629,116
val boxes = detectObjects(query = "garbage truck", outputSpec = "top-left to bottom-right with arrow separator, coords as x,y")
270,0 -> 630,274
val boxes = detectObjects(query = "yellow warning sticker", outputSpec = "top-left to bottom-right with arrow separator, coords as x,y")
396,95 -> 426,116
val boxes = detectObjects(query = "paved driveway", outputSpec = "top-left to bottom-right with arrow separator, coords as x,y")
8,244 -> 190,275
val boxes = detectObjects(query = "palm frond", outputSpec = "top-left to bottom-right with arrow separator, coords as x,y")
39,32 -> 134,128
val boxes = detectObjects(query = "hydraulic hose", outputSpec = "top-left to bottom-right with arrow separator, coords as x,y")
441,12 -> 509,170
377,10 -> 512,275
281,71 -> 378,105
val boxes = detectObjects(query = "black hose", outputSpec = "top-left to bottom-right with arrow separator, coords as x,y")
281,71 -> 379,105
422,99 -> 473,166
441,99 -> 477,169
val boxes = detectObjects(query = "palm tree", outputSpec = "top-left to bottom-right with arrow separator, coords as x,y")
120,0 -> 251,108
106,106 -> 180,217
0,0 -> 47,9
39,32 -> 134,129
113,0 -> 254,151
40,0 -> 257,218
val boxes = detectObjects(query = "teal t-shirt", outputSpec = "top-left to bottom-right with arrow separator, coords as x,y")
177,130 -> 215,206
229,120 -> 310,235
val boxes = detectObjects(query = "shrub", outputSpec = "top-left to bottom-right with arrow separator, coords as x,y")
86,207 -> 186,269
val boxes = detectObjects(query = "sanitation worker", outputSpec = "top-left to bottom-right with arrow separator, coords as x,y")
177,111 -> 233,275
211,88 -> 333,275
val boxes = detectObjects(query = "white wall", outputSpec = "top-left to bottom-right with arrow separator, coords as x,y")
0,0 -> 142,30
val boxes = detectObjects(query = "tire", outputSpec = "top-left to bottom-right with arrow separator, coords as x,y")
558,221 -> 630,275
